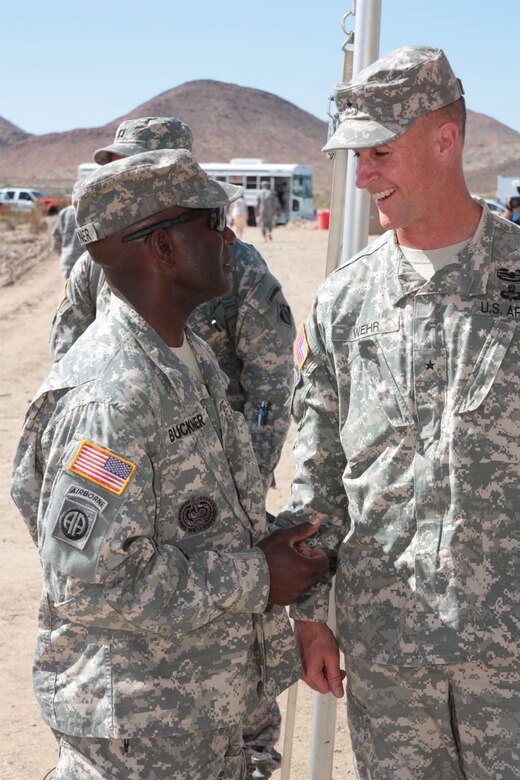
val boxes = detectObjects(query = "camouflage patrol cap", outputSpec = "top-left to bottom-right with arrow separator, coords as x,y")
323,45 -> 464,151
73,149 -> 242,245
93,117 -> 193,165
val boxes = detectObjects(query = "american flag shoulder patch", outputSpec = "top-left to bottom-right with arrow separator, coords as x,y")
56,278 -> 69,310
68,440 -> 136,496
294,322 -> 310,370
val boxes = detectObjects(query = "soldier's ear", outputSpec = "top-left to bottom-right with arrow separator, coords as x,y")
437,121 -> 458,158
149,229 -> 175,266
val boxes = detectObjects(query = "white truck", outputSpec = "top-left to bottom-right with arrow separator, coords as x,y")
0,188 -> 69,215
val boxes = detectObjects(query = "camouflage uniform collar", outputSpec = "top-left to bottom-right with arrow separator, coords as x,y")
184,328 -> 230,397
458,201 -> 492,296
109,296 -> 229,398
384,202 -> 492,301
385,233 -> 428,304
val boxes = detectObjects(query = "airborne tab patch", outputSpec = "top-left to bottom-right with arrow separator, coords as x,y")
294,323 -> 310,369
68,440 -> 136,496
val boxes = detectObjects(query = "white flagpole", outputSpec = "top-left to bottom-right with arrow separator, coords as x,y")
340,0 -> 383,265
280,682 -> 298,780
308,2 -> 382,778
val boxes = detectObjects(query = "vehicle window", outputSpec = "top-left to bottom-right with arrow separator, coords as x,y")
4,191 -> 15,200
19,192 -> 34,201
292,175 -> 313,199
245,176 -> 258,190
31,191 -> 44,198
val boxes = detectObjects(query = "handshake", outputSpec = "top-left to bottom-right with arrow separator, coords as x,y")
256,517 -> 336,606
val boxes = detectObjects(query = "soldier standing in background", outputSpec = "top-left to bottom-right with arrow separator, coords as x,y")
49,116 -> 296,777
255,181 -> 279,242
50,203 -> 85,282
11,149 -> 329,780
277,46 -> 520,779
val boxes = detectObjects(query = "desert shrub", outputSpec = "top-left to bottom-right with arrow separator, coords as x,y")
0,205 -> 48,233
314,191 -> 331,210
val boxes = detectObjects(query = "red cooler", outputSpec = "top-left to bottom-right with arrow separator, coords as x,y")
317,209 -> 330,230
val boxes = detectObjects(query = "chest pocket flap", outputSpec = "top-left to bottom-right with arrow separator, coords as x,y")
333,315 -> 413,429
457,318 -> 516,414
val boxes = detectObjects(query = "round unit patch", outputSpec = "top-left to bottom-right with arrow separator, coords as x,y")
178,495 -> 218,533
51,496 -> 99,550
61,508 -> 90,541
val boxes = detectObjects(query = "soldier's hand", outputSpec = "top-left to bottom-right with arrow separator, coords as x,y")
256,518 -> 330,606
295,620 -> 345,698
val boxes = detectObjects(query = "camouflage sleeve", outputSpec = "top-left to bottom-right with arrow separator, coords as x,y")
277,312 -> 350,622
235,268 -> 296,492
50,252 -> 106,362
32,402 -> 270,637
50,211 -> 63,254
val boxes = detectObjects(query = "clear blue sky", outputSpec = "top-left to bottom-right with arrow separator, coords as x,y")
1,0 -> 517,136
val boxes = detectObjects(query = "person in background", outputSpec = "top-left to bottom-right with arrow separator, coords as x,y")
277,45 -> 520,779
11,149 -> 330,780
230,193 -> 248,239
502,192 -> 520,225
255,182 -> 279,241
50,203 -> 85,282
49,116 -> 296,779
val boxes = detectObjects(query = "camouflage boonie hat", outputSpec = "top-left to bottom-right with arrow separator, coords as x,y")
323,45 -> 464,151
93,117 -> 193,165
73,149 -> 242,245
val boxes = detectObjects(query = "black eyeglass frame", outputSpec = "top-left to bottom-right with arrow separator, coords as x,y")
121,207 -> 226,243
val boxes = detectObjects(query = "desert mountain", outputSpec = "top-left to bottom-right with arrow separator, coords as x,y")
0,117 -> 31,149
0,79 -> 519,198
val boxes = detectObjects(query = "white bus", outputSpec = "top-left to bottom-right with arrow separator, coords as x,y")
77,163 -> 100,181
200,158 -> 315,225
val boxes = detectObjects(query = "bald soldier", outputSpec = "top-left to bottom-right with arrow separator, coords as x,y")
11,150 -> 329,780
277,46 -> 520,779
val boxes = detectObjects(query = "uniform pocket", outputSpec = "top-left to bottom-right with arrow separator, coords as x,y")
346,686 -> 377,770
356,339 -> 413,429
456,318 -> 516,413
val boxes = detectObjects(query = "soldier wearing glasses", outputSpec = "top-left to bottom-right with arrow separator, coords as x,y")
11,149 -> 329,779
51,120 -> 296,778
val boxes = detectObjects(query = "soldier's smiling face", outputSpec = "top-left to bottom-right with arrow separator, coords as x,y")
353,115 -> 441,238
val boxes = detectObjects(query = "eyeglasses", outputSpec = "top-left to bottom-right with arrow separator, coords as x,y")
121,206 -> 227,243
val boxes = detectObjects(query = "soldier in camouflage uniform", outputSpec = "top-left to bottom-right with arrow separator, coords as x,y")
51,203 -> 85,282
255,182 -> 279,242
49,117 -> 295,777
11,149 -> 330,779
51,117 -> 295,495
277,46 -> 520,779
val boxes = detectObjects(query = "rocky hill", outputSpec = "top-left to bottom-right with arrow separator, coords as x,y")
0,116 -> 30,148
1,79 -> 519,198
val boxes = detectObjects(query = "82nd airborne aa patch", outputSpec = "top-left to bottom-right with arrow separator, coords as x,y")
52,497 -> 98,550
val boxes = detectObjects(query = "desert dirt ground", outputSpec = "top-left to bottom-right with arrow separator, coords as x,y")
0,218 -> 356,779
